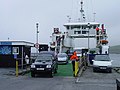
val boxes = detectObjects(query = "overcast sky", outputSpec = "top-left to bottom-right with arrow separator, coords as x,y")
0,0 -> 120,47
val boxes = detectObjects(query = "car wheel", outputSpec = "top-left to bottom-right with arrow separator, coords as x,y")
54,69 -> 57,74
31,72 -> 35,77
109,69 -> 112,73
93,68 -> 96,72
49,71 -> 53,78
65,61 -> 68,64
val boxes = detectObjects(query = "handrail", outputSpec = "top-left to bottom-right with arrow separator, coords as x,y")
75,56 -> 87,77
116,79 -> 120,90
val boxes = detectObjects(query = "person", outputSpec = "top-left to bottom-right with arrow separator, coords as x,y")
25,55 -> 29,65
70,51 -> 79,76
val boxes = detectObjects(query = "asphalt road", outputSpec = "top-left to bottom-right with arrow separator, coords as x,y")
0,67 -> 120,90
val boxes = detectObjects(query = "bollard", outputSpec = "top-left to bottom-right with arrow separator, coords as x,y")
116,79 -> 120,90
16,60 -> 19,77
75,60 -> 79,77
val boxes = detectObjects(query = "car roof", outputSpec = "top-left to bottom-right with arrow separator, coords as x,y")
40,51 -> 55,54
95,54 -> 110,60
58,53 -> 67,56
95,54 -> 109,57
38,54 -> 52,56
39,51 -> 56,56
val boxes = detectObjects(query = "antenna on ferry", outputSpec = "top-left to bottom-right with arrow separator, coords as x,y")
67,15 -> 71,22
80,0 -> 86,22
93,13 -> 96,22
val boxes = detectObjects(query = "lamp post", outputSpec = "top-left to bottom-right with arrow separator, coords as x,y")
87,23 -> 90,52
36,23 -> 39,53
87,23 -> 90,64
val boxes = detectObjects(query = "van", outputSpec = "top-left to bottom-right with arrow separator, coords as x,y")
92,54 -> 112,73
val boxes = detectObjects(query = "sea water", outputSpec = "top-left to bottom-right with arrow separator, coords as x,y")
109,54 -> 120,67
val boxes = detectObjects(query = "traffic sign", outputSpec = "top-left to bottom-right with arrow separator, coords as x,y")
14,54 -> 17,59
35,43 -> 39,49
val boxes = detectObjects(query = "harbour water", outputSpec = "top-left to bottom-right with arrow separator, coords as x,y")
109,54 -> 120,67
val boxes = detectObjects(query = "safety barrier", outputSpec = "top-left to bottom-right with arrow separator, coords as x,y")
116,79 -> 120,90
15,58 -> 31,77
74,56 -> 87,77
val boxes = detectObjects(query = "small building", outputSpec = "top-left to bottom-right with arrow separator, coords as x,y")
39,44 -> 49,52
0,41 -> 34,67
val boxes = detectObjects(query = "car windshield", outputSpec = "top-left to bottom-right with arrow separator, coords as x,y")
58,54 -> 67,58
95,55 -> 111,61
39,51 -> 55,57
74,49 -> 82,53
35,55 -> 52,62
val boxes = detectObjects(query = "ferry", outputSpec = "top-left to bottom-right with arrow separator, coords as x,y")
50,0 -> 109,55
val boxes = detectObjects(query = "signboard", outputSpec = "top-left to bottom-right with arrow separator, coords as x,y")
0,46 -> 12,54
0,42 -> 12,45
13,47 -> 19,54
35,43 -> 39,49
54,28 -> 59,34
14,54 -> 17,59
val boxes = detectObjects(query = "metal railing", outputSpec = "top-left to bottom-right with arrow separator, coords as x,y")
116,79 -> 120,90
75,56 -> 87,77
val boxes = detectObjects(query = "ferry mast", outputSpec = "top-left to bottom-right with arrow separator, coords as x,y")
80,0 -> 86,22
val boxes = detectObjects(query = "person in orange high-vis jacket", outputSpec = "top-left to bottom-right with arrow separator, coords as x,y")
70,51 -> 78,76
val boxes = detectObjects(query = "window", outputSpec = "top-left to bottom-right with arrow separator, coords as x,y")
78,31 -> 81,34
82,31 -> 87,34
82,26 -> 84,29
66,26 -> 69,29
0,46 -> 12,54
74,31 -> 81,34
71,26 -> 81,29
13,47 -> 19,54
74,31 -> 77,34
93,25 -> 97,29
83,25 -> 87,29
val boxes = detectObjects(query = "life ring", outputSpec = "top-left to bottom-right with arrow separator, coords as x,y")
100,40 -> 108,44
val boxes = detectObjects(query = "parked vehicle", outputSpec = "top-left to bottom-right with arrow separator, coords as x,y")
39,51 -> 57,60
57,53 -> 68,64
92,54 -> 112,73
67,50 -> 74,59
74,48 -> 82,57
30,54 -> 58,77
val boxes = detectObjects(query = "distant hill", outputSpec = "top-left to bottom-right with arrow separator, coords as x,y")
109,45 -> 120,54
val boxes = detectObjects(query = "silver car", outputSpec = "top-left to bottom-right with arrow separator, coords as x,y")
57,53 -> 68,64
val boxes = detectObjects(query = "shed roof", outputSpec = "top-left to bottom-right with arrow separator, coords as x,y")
0,41 -> 34,47
64,22 -> 100,26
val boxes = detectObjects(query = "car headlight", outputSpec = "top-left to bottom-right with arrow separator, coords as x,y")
31,64 -> 35,68
46,65 -> 51,68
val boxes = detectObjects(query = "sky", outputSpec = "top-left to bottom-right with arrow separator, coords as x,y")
0,0 -> 120,47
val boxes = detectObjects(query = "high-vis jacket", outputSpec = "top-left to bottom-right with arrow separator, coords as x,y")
70,51 -> 78,61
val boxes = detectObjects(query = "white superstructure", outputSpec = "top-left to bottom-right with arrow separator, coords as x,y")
50,0 -> 109,54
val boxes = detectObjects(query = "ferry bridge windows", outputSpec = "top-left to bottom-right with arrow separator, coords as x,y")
74,31 -> 81,34
71,26 -> 81,30
93,25 -> 97,29
74,31 -> 88,34
66,26 -> 69,30
67,25 -> 98,30
82,31 -> 87,34
82,25 -> 87,29
71,25 -> 93,30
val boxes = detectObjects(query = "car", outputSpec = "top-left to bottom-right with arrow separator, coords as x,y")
39,51 -> 57,60
67,50 -> 74,59
73,48 -> 82,57
30,54 -> 58,77
57,53 -> 68,64
92,54 -> 112,73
